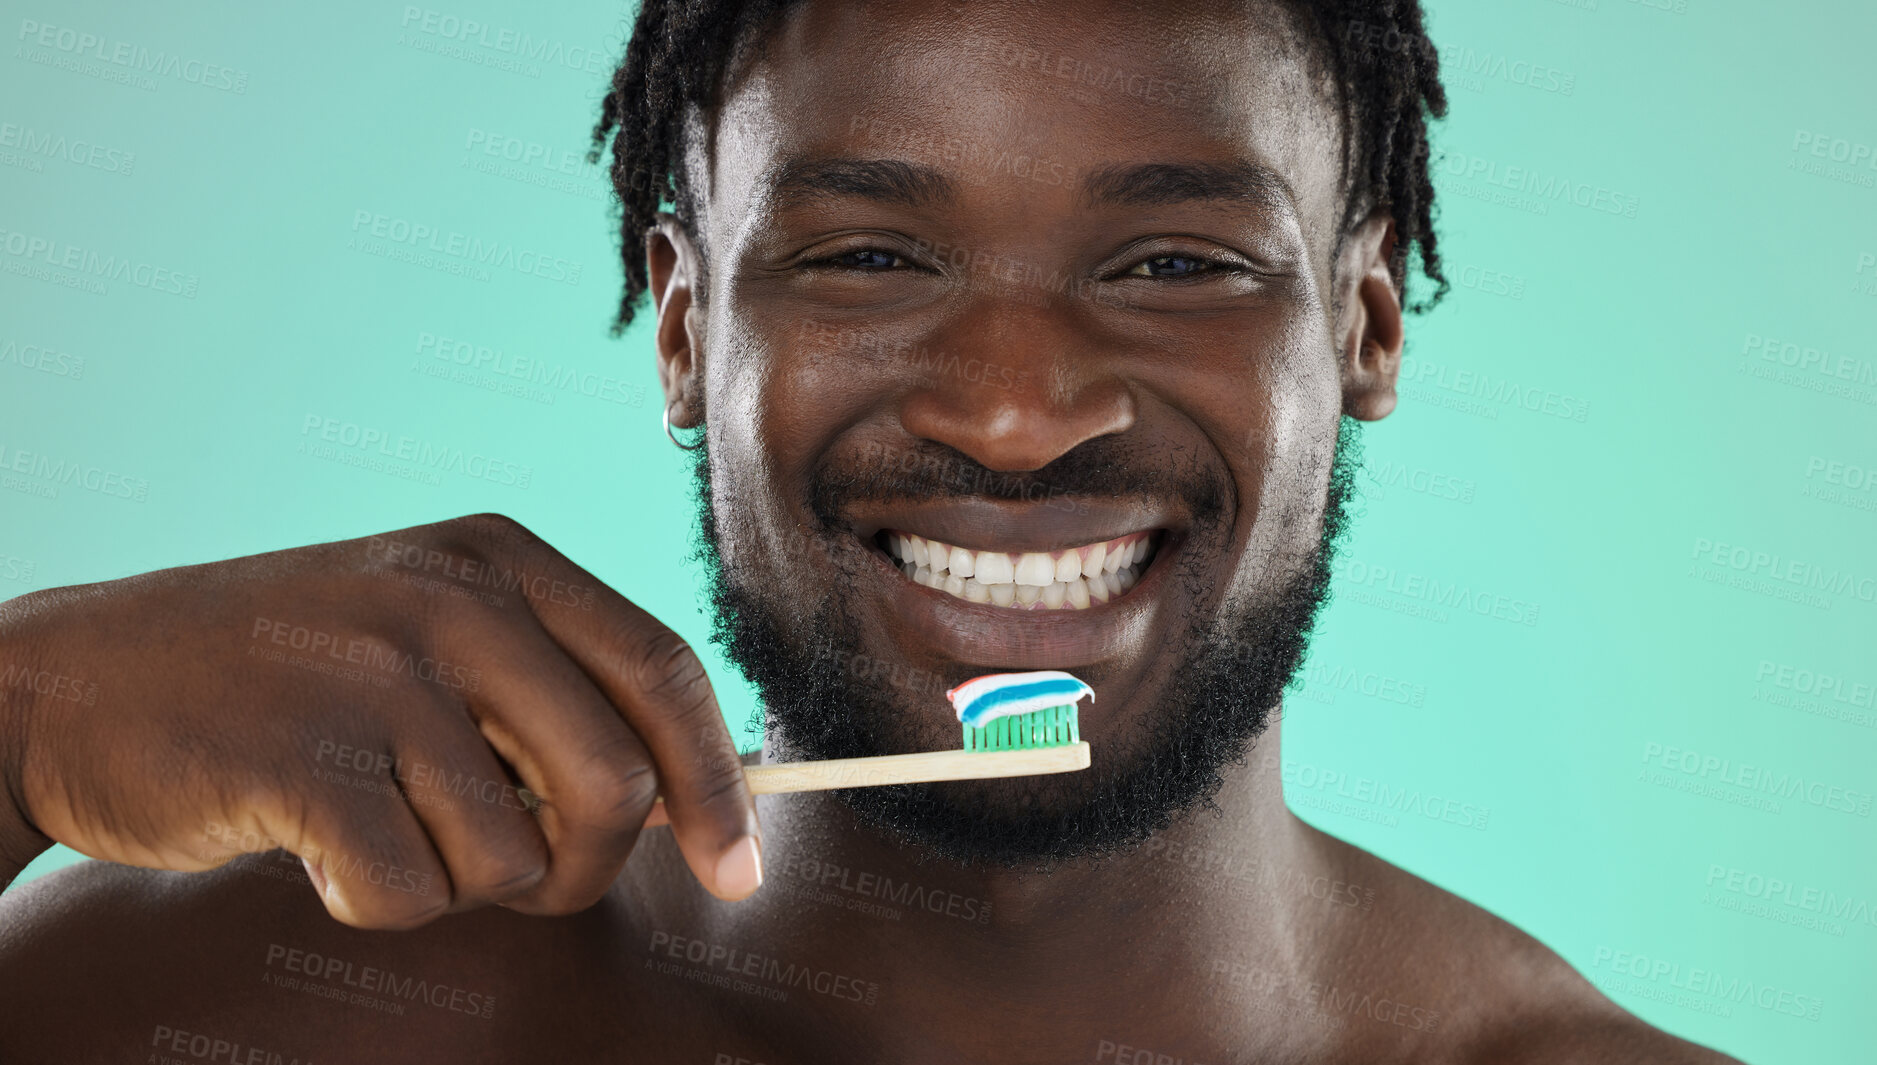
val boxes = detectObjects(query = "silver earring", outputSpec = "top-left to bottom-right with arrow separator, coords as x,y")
663,404 -> 704,450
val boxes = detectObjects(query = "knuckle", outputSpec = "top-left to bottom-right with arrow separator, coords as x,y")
691,739 -> 746,777
627,630 -> 716,720
688,760 -> 751,815
346,895 -> 451,932
459,848 -> 548,902
449,512 -> 541,562
457,511 -> 529,539
221,776 -> 308,855
506,879 -> 609,918
559,756 -> 660,832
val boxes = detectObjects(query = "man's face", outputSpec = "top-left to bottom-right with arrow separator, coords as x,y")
661,0 -> 1395,864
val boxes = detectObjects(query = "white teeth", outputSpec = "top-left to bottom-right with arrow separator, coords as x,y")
1066,577 -> 1090,609
1013,552 -> 1056,587
886,529 -> 1157,611
1054,552 -> 1080,582
975,551 -> 1014,585
948,545 -> 975,578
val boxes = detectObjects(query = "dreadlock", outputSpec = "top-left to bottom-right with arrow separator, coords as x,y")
588,0 -> 1449,336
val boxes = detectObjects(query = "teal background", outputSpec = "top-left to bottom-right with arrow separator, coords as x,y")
3,1 -> 1873,1061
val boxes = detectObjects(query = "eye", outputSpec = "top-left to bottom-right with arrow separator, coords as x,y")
1122,254 -> 1238,279
810,248 -> 906,271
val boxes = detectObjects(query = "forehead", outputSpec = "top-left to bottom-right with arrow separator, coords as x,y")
703,0 -> 1346,240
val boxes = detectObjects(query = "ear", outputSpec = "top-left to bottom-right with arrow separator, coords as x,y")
1332,209 -> 1406,422
645,212 -> 707,429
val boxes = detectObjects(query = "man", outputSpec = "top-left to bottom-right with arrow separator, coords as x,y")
0,0 -> 1742,1060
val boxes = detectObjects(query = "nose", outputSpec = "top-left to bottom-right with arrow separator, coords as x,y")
896,297 -> 1135,473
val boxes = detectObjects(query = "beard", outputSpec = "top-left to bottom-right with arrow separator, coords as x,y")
689,417 -> 1364,869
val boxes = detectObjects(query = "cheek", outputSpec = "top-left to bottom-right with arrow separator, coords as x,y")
718,305 -> 884,448
699,330 -> 789,569
1189,314 -> 1340,583
709,307 -> 817,479
705,319 -> 877,573
1166,302 -> 1338,477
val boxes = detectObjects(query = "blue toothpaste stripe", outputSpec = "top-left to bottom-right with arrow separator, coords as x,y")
950,673 -> 1093,728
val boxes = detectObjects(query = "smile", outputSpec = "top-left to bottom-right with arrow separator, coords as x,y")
881,529 -> 1161,610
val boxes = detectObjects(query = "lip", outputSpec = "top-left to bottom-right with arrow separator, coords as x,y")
845,498 -> 1187,667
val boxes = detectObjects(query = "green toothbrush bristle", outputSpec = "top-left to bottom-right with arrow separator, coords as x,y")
961,703 -> 1080,751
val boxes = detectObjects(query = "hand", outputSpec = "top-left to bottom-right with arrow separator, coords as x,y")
0,513 -> 762,929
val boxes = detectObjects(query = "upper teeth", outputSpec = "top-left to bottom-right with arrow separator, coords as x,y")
884,530 -> 1156,610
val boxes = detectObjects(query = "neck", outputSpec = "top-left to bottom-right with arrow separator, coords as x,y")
712,714 -> 1331,1057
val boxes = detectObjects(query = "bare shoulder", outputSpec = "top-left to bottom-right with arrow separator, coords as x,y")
0,853 -> 626,1062
1458,1010 -> 1750,1065
1300,827 -> 1748,1065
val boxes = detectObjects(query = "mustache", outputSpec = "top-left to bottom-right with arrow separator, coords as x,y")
808,436 -> 1227,528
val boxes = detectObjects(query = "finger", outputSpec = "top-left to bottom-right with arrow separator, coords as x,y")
385,710 -> 552,913
274,783 -> 451,931
538,597 -> 761,900
459,516 -> 762,899
438,605 -> 662,914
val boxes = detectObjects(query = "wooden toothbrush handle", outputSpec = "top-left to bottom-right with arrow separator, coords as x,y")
637,743 -> 1091,827
741,742 -> 1091,794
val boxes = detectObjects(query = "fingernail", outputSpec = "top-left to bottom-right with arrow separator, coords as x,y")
714,835 -> 763,899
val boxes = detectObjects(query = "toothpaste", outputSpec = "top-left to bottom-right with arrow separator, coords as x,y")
946,671 -> 1093,728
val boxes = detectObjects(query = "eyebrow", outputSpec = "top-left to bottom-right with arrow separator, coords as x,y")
766,156 -> 1296,214
1078,159 -> 1296,214
769,157 -> 958,211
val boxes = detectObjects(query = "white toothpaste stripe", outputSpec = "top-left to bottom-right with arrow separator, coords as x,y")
946,671 -> 1093,725
945,670 -> 1087,706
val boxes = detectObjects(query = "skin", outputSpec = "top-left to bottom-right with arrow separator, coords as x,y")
0,1 -> 1744,1062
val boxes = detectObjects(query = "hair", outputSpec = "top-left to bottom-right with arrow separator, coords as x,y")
589,0 -> 1449,336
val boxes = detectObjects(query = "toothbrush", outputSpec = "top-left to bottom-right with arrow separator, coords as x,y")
636,670 -> 1092,825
